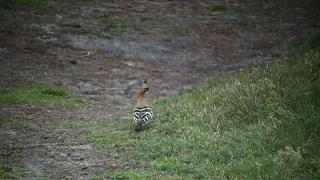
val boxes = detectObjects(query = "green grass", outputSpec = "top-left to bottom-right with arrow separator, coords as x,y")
85,32 -> 320,179
176,12 -> 189,18
0,163 -> 45,180
0,115 -> 8,124
140,16 -> 152,22
104,170 -> 146,180
10,118 -> 27,129
104,22 -> 127,35
0,115 -> 27,129
305,31 -> 320,50
75,17 -> 85,26
72,0 -> 96,2
100,16 -> 127,35
0,163 -> 15,179
1,0 -> 50,6
209,2 -> 229,12
0,85 -> 91,106
0,0 -> 96,6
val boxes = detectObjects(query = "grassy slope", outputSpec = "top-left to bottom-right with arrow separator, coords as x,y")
86,32 -> 320,180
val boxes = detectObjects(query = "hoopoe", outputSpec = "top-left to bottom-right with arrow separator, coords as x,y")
133,80 -> 153,131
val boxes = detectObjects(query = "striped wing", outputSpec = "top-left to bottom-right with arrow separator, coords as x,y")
133,107 -> 153,124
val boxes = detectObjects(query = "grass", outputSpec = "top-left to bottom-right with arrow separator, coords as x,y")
0,163 -> 45,180
0,0 -> 96,6
0,85 -> 91,106
0,115 -> 9,124
0,163 -> 15,180
140,16 -> 152,22
75,17 -> 85,26
0,0 -> 50,6
209,2 -> 229,12
0,10 -> 22,30
72,0 -> 96,2
258,0 -> 289,10
0,115 -> 27,129
176,12 -> 189,18
104,22 -> 127,35
85,31 -> 320,179
100,16 -> 127,35
10,118 -> 27,129
104,170 -> 146,180
306,31 -> 320,49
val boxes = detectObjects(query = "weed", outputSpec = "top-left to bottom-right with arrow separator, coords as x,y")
0,163 -> 45,179
209,2 -> 229,12
115,23 -> 127,33
72,0 -> 96,2
260,0 -> 289,10
75,17 -> 84,26
0,164 -> 14,179
101,16 -> 127,35
306,31 -> 320,50
40,88 -> 69,96
0,85 -> 91,106
87,28 -> 97,37
1,0 -> 95,6
1,0 -> 50,6
73,73 -> 79,80
105,170 -> 145,180
173,26 -> 189,36
0,115 -> 9,124
140,16 -> 152,22
104,22 -> 127,35
11,118 -> 27,129
0,10 -> 22,30
177,12 -> 188,18
26,24 -> 44,32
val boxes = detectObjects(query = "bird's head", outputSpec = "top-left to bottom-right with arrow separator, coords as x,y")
142,80 -> 149,92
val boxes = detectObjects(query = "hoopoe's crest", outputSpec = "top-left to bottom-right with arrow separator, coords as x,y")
133,80 -> 153,131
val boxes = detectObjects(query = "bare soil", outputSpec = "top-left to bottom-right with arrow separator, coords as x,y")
0,0 -> 319,179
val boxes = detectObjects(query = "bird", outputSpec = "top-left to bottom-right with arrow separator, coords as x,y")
133,80 -> 153,131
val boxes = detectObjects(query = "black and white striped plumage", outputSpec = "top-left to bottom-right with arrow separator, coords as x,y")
133,107 -> 153,131
133,80 -> 152,131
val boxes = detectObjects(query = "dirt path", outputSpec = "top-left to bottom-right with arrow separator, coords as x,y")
0,0 -> 318,179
